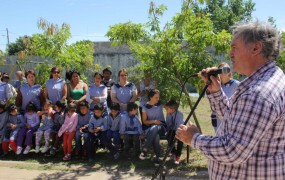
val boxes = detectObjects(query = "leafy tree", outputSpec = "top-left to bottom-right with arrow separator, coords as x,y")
0,49 -> 5,65
7,36 -> 30,55
107,1 -> 232,131
266,17 -> 285,72
27,18 -> 97,85
192,0 -> 255,32
276,32 -> 285,71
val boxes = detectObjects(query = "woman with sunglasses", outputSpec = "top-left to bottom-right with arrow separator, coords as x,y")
45,67 -> 66,105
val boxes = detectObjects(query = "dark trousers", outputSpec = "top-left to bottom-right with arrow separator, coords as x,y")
88,131 -> 117,159
75,131 -> 89,151
122,134 -> 140,154
51,132 -> 63,149
166,130 -> 183,157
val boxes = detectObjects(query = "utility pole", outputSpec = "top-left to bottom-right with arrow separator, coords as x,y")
6,28 -> 9,46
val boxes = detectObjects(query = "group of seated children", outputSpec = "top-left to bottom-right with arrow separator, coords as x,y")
0,99 -> 185,164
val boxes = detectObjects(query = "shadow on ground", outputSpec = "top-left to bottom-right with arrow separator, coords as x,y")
0,146 -> 208,180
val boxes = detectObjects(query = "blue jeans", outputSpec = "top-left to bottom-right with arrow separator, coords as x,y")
75,131 -> 89,151
143,125 -> 165,158
106,130 -> 120,146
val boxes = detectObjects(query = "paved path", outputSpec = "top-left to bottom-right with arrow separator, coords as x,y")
0,160 -> 209,180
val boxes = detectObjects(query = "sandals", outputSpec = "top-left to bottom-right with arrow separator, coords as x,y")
63,153 -> 71,161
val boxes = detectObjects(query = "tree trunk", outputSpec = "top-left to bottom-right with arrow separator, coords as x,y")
176,72 -> 202,133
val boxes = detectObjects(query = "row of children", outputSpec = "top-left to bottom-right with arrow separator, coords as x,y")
0,99 -> 185,164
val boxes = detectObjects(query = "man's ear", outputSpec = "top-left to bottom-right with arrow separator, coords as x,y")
252,41 -> 262,56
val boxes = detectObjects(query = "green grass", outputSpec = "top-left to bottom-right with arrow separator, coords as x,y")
0,97 -> 213,178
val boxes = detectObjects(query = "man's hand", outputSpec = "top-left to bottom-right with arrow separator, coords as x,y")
176,122 -> 200,146
201,68 -> 221,94
11,124 -> 17,130
26,124 -> 31,129
154,120 -> 162,125
94,127 -> 101,133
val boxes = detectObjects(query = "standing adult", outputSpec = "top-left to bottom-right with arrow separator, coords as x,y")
111,69 -> 137,113
0,74 -> 14,103
15,69 -> 45,113
14,71 -> 26,89
67,70 -> 88,105
86,72 -> 107,114
211,62 -> 239,132
45,67 -> 66,105
176,21 -> 285,179
137,72 -> 156,118
139,89 -> 165,165
102,68 -> 115,109
2,73 -> 17,100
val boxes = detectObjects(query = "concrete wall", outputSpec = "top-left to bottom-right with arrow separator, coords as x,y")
0,42 -> 140,84
1,42 -> 227,85
93,42 -> 139,82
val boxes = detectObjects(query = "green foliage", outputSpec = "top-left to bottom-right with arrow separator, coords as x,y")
276,32 -> 285,71
25,19 -> 98,85
0,50 -> 5,65
192,0 -> 255,32
106,1 -> 231,105
29,18 -> 71,59
56,40 -> 100,83
7,36 -> 30,55
106,22 -> 146,46
34,60 -> 53,86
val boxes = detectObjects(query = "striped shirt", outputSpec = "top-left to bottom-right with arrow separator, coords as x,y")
192,61 -> 285,179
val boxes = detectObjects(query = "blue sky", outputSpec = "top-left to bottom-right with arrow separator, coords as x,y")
0,0 -> 284,52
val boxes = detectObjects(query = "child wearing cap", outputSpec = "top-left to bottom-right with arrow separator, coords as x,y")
0,101 -> 8,156
58,103 -> 78,161
120,102 -> 144,156
35,100 -> 55,154
88,103 -> 119,161
2,103 -> 24,156
16,102 -> 40,155
106,103 -> 123,149
50,100 -> 66,155
165,100 -> 185,165
75,100 -> 92,158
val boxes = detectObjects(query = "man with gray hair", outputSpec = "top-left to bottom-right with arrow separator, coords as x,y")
176,20 -> 284,179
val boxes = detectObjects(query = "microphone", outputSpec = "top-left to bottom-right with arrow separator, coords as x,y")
190,66 -> 231,77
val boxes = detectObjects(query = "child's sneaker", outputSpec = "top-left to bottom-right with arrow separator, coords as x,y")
63,154 -> 71,161
113,152 -> 120,160
49,147 -> 55,155
23,146 -> 31,154
16,146 -> 23,155
153,158 -> 162,167
174,156 -> 181,165
139,151 -> 147,160
35,146 -> 40,153
41,146 -> 49,153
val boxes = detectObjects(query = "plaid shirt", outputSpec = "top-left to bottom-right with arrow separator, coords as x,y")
192,61 -> 285,179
